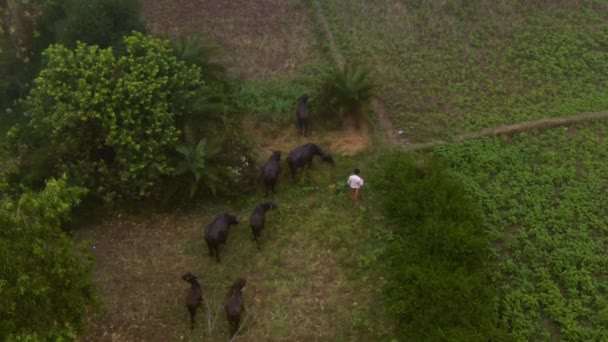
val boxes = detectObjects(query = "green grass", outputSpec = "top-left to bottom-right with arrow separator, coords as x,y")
79,153 -> 395,341
235,61 -> 344,136
319,0 -> 608,141
436,121 -> 608,340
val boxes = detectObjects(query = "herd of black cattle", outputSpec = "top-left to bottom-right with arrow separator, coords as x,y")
182,96 -> 336,338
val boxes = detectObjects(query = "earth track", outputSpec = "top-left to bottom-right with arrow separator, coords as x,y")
310,0 -> 608,150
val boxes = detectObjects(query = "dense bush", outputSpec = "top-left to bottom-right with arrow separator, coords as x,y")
12,32 -> 203,200
0,176 -> 96,340
373,152 -> 505,341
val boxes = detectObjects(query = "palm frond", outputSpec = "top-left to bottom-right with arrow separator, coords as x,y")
171,33 -> 226,77
320,62 -> 377,129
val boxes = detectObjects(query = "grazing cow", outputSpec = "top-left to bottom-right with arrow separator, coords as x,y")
262,151 -> 281,195
204,213 -> 239,263
249,202 -> 277,249
225,278 -> 247,338
296,95 -> 311,137
182,272 -> 203,331
287,143 -> 335,178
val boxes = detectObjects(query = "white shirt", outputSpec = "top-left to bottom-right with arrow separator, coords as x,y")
347,174 -> 364,189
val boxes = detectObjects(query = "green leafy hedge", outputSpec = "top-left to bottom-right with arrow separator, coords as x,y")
373,152 -> 505,341
0,176 -> 96,340
13,32 -> 203,200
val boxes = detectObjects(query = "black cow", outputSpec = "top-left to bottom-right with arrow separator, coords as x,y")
249,202 -> 277,249
204,213 -> 239,262
287,143 -> 335,178
262,151 -> 281,195
296,95 -> 311,137
225,278 -> 247,338
182,272 -> 203,331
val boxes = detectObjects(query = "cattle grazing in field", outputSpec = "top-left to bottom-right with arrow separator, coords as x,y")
204,213 -> 239,262
182,272 -> 203,331
249,202 -> 277,249
225,278 -> 247,338
296,95 -> 311,137
262,151 -> 281,195
287,143 -> 335,178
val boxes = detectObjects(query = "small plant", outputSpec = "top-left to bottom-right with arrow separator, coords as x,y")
173,125 -> 226,199
319,62 -> 377,130
170,33 -> 227,82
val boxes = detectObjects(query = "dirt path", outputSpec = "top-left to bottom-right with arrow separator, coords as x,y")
399,110 -> 608,151
311,0 -> 608,149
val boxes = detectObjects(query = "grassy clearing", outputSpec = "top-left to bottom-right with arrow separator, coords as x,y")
437,121 -> 608,340
320,0 -> 608,142
77,153 -> 394,341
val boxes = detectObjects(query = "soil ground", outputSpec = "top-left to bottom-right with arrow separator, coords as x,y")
140,0 -> 322,79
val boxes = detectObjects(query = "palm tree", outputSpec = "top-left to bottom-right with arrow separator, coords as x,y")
322,62 -> 377,130
173,125 -> 224,199
171,33 -> 227,82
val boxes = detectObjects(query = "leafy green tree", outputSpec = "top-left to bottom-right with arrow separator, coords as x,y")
15,32 -> 203,200
319,62 -> 377,129
373,152 -> 506,341
0,176 -> 96,340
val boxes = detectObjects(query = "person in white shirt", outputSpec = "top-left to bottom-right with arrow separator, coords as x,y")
347,168 -> 364,207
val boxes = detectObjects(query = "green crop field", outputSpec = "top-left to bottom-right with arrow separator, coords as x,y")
320,0 -> 608,142
437,121 -> 608,340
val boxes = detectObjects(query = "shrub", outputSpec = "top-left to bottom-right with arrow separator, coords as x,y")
14,32 -> 203,200
373,152 -> 505,341
0,176 -> 96,340
317,62 -> 376,130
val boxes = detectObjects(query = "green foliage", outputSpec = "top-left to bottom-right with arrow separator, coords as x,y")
170,33 -> 226,83
16,32 -> 203,200
38,0 -> 145,50
233,62 -> 340,134
372,152 -> 504,341
321,0 -> 608,141
0,176 -> 96,340
318,62 -> 376,129
173,126 -> 230,199
436,122 -> 608,340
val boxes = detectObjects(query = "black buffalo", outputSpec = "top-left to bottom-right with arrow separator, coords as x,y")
182,272 -> 203,331
249,202 -> 277,249
296,95 -> 311,137
204,213 -> 239,262
287,143 -> 335,178
262,151 -> 281,195
225,278 -> 247,338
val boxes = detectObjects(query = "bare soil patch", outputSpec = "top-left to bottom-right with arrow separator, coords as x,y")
140,0 -> 321,79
